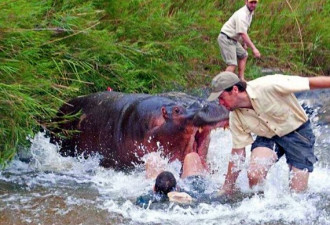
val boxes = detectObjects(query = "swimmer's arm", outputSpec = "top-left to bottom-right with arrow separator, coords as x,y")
220,147 -> 246,195
168,191 -> 194,204
308,76 -> 330,89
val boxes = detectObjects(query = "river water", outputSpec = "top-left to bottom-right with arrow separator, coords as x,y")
1,90 -> 329,225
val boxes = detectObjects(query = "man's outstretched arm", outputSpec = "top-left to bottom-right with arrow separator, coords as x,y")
308,76 -> 330,89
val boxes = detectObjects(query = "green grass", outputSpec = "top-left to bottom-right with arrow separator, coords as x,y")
0,0 -> 329,167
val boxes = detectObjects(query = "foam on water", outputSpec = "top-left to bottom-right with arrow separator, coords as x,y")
1,93 -> 330,225
95,128 -> 329,225
1,127 -> 330,225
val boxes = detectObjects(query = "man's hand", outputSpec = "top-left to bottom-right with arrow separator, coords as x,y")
252,48 -> 261,58
220,148 -> 246,197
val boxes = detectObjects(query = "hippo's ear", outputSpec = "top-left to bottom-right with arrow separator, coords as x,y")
161,106 -> 169,119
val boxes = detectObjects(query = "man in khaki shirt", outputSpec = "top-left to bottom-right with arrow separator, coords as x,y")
218,0 -> 261,80
208,71 -> 330,194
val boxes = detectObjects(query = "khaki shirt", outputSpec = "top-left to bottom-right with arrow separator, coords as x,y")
230,75 -> 310,149
221,5 -> 254,41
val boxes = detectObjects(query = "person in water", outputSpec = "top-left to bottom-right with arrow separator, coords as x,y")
136,171 -> 179,208
207,71 -> 330,195
136,152 -> 223,208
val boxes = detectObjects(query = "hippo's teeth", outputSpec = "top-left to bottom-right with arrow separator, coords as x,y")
198,127 -> 203,133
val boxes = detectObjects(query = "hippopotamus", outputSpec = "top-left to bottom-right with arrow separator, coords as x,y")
50,91 -> 229,170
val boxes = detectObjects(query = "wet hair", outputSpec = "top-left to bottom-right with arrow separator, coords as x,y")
154,171 -> 177,195
224,81 -> 247,92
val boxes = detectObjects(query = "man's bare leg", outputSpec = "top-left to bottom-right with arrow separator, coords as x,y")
225,65 -> 236,74
248,147 -> 277,188
289,166 -> 309,192
238,56 -> 248,80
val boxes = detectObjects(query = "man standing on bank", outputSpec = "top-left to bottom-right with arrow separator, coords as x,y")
218,0 -> 261,80
208,71 -> 330,194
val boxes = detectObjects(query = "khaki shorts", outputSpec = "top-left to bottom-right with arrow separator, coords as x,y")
217,33 -> 248,66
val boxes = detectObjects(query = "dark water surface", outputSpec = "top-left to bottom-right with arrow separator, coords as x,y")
0,90 -> 329,225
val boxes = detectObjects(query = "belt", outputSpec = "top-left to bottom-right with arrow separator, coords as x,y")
220,32 -> 237,42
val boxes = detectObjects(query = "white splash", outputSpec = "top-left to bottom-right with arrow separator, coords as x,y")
0,123 -> 329,225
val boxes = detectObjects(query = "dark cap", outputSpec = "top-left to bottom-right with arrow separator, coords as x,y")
207,71 -> 240,101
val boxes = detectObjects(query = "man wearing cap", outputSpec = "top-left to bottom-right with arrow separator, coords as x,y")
208,71 -> 330,194
218,0 -> 261,80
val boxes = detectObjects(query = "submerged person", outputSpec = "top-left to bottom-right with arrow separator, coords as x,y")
218,0 -> 261,80
207,71 -> 330,195
136,171 -> 178,208
136,152 -> 224,208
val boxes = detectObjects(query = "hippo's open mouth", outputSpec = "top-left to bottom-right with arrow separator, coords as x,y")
189,104 -> 229,156
196,126 -> 210,149
191,120 -> 227,162
187,126 -> 213,161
